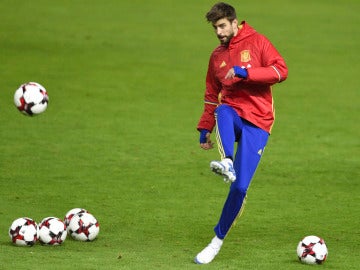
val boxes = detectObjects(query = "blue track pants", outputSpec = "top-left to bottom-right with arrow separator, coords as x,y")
213,104 -> 269,239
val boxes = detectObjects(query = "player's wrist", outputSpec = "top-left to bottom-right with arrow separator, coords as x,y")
233,66 -> 248,79
199,129 -> 210,143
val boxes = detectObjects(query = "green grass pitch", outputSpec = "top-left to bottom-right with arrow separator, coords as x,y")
0,0 -> 359,269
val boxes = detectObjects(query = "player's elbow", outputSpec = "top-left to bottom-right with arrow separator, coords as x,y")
271,65 -> 288,83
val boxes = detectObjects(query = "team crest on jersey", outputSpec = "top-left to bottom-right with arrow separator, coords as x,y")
220,61 -> 226,68
240,50 -> 251,62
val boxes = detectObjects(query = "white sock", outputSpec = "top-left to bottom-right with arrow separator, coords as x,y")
211,236 -> 223,248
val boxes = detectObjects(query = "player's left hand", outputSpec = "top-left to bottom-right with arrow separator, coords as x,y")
225,66 -> 248,79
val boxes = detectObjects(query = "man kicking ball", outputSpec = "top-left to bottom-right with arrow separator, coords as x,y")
195,2 -> 288,264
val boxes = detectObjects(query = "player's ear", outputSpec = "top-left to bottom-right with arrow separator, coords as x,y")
232,19 -> 238,28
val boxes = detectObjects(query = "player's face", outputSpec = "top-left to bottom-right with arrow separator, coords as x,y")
212,18 -> 238,45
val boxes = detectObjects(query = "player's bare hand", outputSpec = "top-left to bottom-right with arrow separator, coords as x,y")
200,142 -> 214,150
200,132 -> 214,150
225,66 -> 248,79
225,68 -> 235,79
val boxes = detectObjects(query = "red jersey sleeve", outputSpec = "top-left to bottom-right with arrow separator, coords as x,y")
246,35 -> 288,84
197,54 -> 221,132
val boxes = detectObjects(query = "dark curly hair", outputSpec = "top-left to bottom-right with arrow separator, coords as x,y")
205,2 -> 237,24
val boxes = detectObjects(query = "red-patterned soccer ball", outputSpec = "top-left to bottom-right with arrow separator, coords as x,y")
39,217 -> 67,245
9,217 -> 39,246
68,212 -> 99,241
297,235 -> 328,264
14,82 -> 49,116
64,208 -> 89,230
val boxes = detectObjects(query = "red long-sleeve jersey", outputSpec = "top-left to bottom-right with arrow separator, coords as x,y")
197,21 -> 288,133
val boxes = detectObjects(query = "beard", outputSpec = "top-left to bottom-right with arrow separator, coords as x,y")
217,32 -> 235,45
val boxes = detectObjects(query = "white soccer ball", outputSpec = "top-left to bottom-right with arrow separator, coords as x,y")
8,217 -> 39,246
68,212 -> 99,241
39,217 -> 67,245
14,82 -> 49,116
297,235 -> 328,264
64,208 -> 88,230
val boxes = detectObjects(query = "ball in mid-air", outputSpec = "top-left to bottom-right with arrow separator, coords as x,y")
39,217 -> 67,245
68,212 -> 99,241
14,82 -> 49,116
8,217 -> 39,246
297,235 -> 328,264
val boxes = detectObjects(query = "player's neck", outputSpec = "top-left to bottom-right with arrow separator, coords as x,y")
234,24 -> 243,36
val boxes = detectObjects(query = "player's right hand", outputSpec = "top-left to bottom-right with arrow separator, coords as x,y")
199,129 -> 214,150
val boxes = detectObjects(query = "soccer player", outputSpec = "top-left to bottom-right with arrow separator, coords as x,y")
195,2 -> 288,264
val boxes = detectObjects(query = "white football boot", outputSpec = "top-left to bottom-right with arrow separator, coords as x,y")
210,158 -> 236,182
194,236 -> 223,264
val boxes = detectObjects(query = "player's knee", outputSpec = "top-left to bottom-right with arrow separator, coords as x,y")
215,104 -> 230,115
